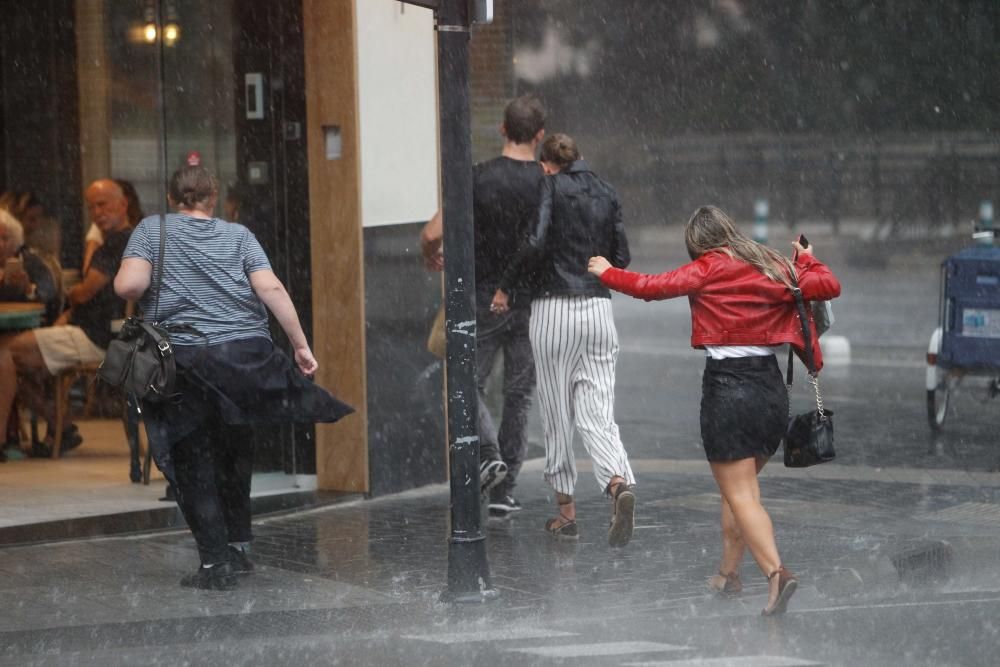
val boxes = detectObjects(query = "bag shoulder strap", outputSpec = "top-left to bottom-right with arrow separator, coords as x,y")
786,271 -> 817,383
138,320 -> 173,357
152,214 -> 166,322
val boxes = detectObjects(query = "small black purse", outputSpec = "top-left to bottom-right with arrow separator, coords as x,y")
98,215 -> 179,403
783,275 -> 835,468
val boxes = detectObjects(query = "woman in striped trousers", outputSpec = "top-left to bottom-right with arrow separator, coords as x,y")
494,133 -> 636,546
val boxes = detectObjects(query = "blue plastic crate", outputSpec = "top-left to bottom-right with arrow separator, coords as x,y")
939,245 -> 1000,370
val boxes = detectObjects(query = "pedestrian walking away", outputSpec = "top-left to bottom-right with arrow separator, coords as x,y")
589,205 -> 841,614
502,133 -> 636,547
421,95 -> 547,508
114,165 -> 353,591
475,95 -> 547,514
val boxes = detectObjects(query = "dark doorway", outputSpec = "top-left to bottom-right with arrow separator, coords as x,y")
230,0 -> 315,474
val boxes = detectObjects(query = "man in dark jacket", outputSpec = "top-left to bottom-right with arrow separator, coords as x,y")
420,96 -> 546,513
473,95 -> 546,514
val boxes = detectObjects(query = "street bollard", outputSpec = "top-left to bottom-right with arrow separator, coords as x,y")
753,198 -> 769,245
974,200 -> 994,246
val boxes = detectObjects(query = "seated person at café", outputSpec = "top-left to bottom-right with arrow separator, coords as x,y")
0,179 -> 131,456
83,178 -> 144,274
0,191 -> 60,263
0,209 -> 61,324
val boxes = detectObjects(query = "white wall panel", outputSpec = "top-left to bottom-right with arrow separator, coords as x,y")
356,0 -> 439,227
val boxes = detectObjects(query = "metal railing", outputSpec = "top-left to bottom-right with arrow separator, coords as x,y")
592,133 -> 1000,233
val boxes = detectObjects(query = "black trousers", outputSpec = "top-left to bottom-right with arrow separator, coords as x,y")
476,305 -> 536,496
171,414 -> 255,565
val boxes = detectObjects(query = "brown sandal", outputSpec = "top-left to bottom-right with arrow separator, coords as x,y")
544,515 -> 579,540
708,571 -> 743,596
607,482 -> 636,548
761,566 -> 798,616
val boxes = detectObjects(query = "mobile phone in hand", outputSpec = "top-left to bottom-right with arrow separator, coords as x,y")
797,234 -> 809,249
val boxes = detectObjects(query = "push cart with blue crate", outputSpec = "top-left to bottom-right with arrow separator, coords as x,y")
926,244 -> 1000,433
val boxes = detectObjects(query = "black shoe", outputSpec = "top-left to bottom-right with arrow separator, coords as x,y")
28,440 -> 51,458
228,545 -> 255,574
159,484 -> 177,502
488,494 -> 522,516
179,561 -> 237,590
479,459 -> 508,495
60,425 -> 83,452
30,426 -> 83,458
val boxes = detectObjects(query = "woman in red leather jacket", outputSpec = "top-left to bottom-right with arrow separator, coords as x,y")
588,205 -> 841,615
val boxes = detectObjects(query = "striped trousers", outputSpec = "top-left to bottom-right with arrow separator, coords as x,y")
529,295 -> 635,496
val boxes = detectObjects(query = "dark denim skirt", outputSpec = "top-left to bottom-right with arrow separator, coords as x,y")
699,354 -> 788,462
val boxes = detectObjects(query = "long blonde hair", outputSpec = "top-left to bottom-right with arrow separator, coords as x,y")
684,205 -> 795,286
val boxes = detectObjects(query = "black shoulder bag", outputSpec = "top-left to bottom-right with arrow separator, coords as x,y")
98,215 -> 179,403
783,274 -> 836,467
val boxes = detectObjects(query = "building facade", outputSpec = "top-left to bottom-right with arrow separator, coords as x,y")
0,0 -> 471,495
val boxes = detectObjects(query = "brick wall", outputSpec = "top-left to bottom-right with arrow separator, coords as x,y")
469,3 -> 513,164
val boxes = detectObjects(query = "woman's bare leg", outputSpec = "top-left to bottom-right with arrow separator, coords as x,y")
9,333 -> 52,435
716,456 -> 769,576
555,492 -> 575,521
710,457 -> 783,606
0,332 -> 47,442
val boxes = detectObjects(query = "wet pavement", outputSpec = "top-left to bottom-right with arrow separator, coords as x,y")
4,225 -> 1000,665
3,458 -> 1000,666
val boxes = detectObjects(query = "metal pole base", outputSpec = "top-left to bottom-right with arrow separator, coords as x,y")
439,587 -> 500,604
440,537 -> 499,603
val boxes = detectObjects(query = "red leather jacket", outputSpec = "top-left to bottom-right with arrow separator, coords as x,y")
599,250 -> 841,370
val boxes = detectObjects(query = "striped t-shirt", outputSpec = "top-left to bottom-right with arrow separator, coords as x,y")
123,213 -> 273,345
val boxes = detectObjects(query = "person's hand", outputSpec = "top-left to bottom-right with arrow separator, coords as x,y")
420,211 -> 444,272
791,239 -> 814,257
294,346 -> 319,377
587,256 -> 612,277
490,289 -> 509,314
423,248 -> 444,272
5,267 -> 29,294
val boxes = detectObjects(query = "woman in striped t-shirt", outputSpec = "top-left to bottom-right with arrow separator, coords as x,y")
115,165 -> 352,591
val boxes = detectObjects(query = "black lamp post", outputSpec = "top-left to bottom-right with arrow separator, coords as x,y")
435,0 -> 497,602
398,0 -> 496,604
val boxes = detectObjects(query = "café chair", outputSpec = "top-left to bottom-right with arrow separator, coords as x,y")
124,393 -> 154,484
48,311 -> 132,459
49,362 -> 102,458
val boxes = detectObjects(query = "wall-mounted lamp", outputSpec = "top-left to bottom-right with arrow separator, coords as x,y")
163,0 -> 180,47
142,3 -> 157,43
163,23 -> 180,46
133,1 -> 181,46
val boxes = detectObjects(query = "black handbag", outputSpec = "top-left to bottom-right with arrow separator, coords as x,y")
783,274 -> 835,467
98,215 -> 180,403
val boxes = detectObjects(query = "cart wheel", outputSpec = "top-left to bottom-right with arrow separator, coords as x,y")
926,380 -> 951,434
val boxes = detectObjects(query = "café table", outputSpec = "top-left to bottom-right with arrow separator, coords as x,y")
0,302 -> 44,331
